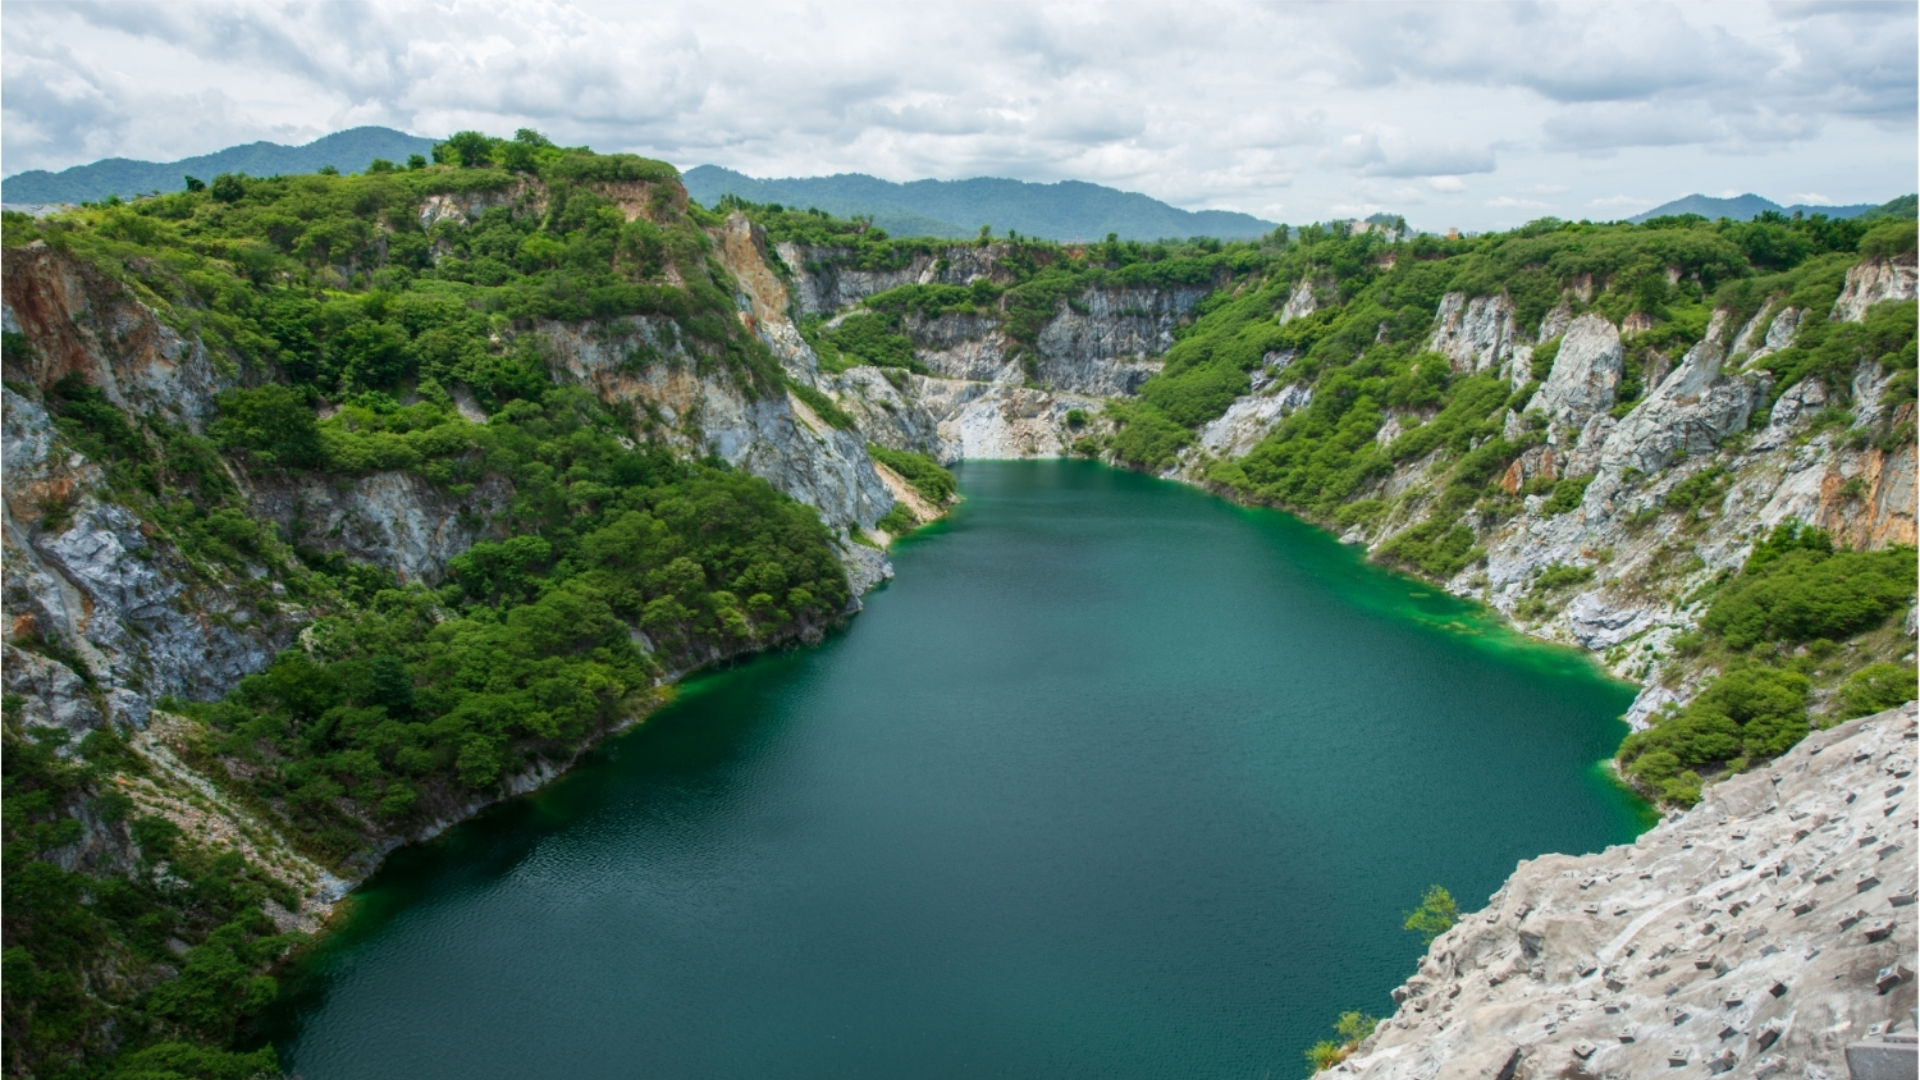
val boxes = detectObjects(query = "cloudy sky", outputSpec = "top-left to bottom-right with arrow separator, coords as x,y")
4,1 -> 1914,230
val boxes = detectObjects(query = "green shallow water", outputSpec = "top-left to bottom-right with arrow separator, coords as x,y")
270,460 -> 1647,1079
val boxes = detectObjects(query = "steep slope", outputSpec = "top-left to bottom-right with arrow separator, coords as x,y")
0,143 -> 898,1077
1335,703 -> 1917,1080
5,146 -> 1916,1079
2,127 -> 438,205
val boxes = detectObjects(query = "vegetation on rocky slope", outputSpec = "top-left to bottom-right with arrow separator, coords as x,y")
4,131 -> 1915,1078
3,134 -> 854,1078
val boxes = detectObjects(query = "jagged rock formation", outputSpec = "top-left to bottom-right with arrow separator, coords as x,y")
1430,293 -> 1519,375
0,243 -> 290,723
1529,314 -> 1624,435
1834,256 -> 1919,322
1334,704 -> 1918,1080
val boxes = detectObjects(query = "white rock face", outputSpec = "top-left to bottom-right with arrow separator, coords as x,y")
1590,326 -> 1769,484
1528,315 -> 1623,431
539,316 -> 896,535
906,312 -> 1023,383
776,240 -> 1008,316
1196,384 -> 1312,459
920,381 -> 1102,460
417,184 -> 530,229
1429,293 -> 1518,374
1280,279 -> 1321,325
1032,286 -> 1198,395
1742,307 -> 1804,367
1335,704 -> 1919,1080
1832,254 -> 1918,322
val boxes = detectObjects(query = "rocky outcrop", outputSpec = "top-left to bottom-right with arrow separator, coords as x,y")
1430,293 -> 1518,374
904,312 -> 1021,383
417,180 -> 540,229
248,470 -> 514,585
2,241 -> 230,432
1588,318 -> 1770,485
1,390 -> 293,730
1334,703 -> 1918,1080
1527,315 -> 1623,433
777,241 -> 1009,316
1031,286 -> 1199,395
538,317 -> 895,534
915,378 -> 1102,461
1734,306 -> 1804,367
1195,384 -> 1312,459
1832,254 -> 1918,322
1280,279 -> 1321,325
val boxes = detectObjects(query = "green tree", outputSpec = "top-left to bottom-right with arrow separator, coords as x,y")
1404,884 -> 1458,945
210,385 -> 323,469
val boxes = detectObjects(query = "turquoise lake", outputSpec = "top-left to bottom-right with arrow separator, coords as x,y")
272,460 -> 1647,1078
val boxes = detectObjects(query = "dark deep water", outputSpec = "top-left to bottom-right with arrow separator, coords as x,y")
271,460 -> 1647,1079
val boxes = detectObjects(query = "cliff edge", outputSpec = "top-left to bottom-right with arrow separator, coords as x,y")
1335,703 -> 1917,1080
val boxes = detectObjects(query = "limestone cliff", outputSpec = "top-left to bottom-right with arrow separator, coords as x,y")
1335,704 -> 1917,1080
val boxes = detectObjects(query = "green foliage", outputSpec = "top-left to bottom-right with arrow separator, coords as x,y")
1757,299 -> 1916,403
184,391 -> 851,858
3,718 -> 299,1079
210,384 -> 323,469
1618,665 -> 1811,804
1701,537 -> 1913,651
1303,1011 -> 1378,1075
876,504 -> 917,535
1662,467 -> 1729,517
1837,663 -> 1918,720
811,312 -> 923,374
1539,475 -> 1591,516
1617,520 -> 1914,805
1403,885 -> 1459,945
1532,563 -> 1595,592
787,380 -> 857,430
1107,399 -> 1193,470
1377,519 -> 1481,580
867,444 -> 956,504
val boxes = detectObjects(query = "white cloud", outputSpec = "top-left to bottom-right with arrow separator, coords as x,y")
2,1 -> 1912,231
1487,196 -> 1547,209
1790,191 -> 1834,205
1590,195 -> 1657,209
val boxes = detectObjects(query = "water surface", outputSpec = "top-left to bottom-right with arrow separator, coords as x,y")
274,460 -> 1644,1079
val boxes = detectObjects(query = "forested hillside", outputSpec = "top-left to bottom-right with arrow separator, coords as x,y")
3,128 -> 1914,1078
2,132 -> 865,1079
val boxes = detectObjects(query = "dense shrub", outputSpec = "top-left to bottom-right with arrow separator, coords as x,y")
867,444 -> 956,504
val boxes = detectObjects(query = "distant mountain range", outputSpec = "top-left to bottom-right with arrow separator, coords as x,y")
1625,192 -> 1900,224
682,166 -> 1278,242
2,127 -> 437,205
12,125 -> 1913,241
